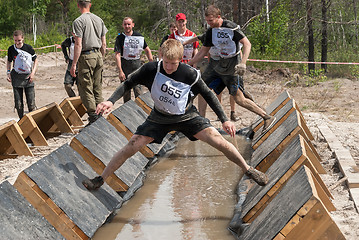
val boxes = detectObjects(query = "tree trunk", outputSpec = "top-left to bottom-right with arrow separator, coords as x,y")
321,0 -> 329,72
233,0 -> 239,24
354,0 -> 358,44
307,0 -> 315,73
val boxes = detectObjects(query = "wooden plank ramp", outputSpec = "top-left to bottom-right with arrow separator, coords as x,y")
18,102 -> 74,146
0,180 -> 64,239
237,166 -> 344,240
0,120 -> 33,159
251,90 -> 291,133
70,117 -> 149,192
59,96 -> 86,129
252,98 -> 314,150
107,99 -> 170,158
13,144 -> 122,240
250,110 -> 320,174
241,135 -> 332,224
134,91 -> 154,115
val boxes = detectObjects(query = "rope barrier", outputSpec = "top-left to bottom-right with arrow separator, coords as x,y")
1,43 -> 359,65
248,58 -> 359,65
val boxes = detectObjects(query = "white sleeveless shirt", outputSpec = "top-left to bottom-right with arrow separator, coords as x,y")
151,61 -> 199,115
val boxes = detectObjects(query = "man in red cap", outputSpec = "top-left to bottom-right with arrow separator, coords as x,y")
169,13 -> 199,64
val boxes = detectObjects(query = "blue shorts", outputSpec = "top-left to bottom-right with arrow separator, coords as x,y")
206,76 -> 244,95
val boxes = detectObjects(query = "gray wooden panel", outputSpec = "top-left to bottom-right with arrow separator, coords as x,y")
242,135 -> 302,218
251,111 -> 299,168
137,91 -> 154,109
252,99 -> 295,146
75,117 -> 149,187
0,181 -> 64,240
24,144 -> 122,238
251,90 -> 291,130
112,100 -> 148,133
238,166 -> 312,240
111,100 -> 162,154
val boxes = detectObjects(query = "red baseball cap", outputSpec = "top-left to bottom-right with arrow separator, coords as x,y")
176,13 -> 186,21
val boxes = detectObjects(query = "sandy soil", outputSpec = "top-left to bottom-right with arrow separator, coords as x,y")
0,52 -> 358,239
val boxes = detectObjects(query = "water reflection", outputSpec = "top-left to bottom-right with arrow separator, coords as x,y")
93,135 -> 251,240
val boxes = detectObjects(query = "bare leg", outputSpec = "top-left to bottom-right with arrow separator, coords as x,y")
194,127 -> 249,171
233,90 -> 268,118
230,95 -> 239,121
230,95 -> 236,112
101,135 -> 154,180
194,127 -> 268,186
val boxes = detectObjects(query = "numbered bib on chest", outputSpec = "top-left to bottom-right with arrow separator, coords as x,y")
212,28 -> 237,58
123,35 -> 145,60
174,33 -> 194,60
14,46 -> 33,74
151,72 -> 192,115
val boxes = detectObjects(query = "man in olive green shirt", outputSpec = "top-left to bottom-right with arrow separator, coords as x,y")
71,0 -> 108,125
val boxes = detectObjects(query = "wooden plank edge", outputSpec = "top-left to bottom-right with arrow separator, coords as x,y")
14,172 -> 89,240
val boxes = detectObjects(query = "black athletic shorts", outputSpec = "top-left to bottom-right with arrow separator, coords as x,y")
135,116 -> 212,144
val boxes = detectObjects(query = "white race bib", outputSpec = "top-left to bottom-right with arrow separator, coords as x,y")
123,35 -> 145,60
151,61 -> 199,115
174,32 -> 195,60
212,27 -> 239,59
14,45 -> 33,74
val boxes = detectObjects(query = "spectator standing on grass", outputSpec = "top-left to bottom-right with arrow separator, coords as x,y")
114,17 -> 153,103
168,13 -> 199,64
61,35 -> 78,97
6,30 -> 38,119
188,5 -> 275,134
70,0 -> 108,126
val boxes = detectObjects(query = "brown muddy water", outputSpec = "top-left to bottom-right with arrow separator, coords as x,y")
93,134 -> 252,240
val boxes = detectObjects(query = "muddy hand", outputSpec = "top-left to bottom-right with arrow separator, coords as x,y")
223,121 -> 236,138
96,101 -> 114,115
235,63 -> 246,76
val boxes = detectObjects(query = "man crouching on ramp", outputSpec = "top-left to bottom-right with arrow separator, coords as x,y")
82,39 -> 268,190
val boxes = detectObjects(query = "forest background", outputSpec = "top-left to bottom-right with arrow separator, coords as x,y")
1,0 -> 359,80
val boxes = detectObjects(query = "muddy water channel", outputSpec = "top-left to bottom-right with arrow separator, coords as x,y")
93,134 -> 252,240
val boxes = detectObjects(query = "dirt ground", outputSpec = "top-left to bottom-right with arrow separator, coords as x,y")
1,51 -> 359,239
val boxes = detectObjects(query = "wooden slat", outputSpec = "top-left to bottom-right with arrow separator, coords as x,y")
237,166 -> 344,240
69,138 -> 128,192
243,155 -> 331,223
59,97 -> 85,127
252,91 -> 291,132
1,120 -> 33,156
19,115 -> 48,146
284,201 -> 343,240
135,97 -> 152,114
303,166 -> 335,211
48,105 -> 73,133
106,113 -> 155,158
252,99 -> 297,149
255,126 -> 303,173
14,172 -> 88,240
